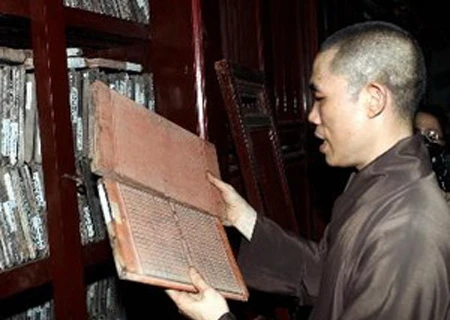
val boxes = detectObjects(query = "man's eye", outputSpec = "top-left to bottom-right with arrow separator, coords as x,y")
314,96 -> 324,102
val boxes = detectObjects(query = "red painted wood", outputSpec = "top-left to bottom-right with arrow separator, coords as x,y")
0,259 -> 50,300
150,0 -> 198,134
0,0 -> 29,17
82,240 -> 112,267
219,0 -> 263,70
201,0 -> 230,178
192,0 -> 207,139
29,0 -> 87,318
64,7 -> 149,42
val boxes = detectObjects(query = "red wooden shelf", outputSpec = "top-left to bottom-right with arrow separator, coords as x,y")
64,7 -> 150,47
0,0 -> 29,18
82,239 -> 112,267
0,239 -> 112,301
0,1 -> 150,42
0,259 -> 50,300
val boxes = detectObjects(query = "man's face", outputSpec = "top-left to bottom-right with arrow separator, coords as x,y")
308,50 -> 371,169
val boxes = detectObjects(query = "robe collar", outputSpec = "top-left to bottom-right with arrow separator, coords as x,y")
328,134 -> 432,244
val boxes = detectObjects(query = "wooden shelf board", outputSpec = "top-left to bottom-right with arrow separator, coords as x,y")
82,239 -> 112,267
0,0 -> 29,18
65,7 -> 150,48
0,258 -> 50,300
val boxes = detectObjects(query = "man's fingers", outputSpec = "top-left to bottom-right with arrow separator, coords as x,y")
206,172 -> 229,192
166,289 -> 184,303
207,171 -> 237,197
166,267 -> 210,300
206,171 -> 218,181
189,267 -> 210,292
206,171 -> 221,188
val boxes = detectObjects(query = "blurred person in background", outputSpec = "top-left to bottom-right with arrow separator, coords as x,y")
414,103 -> 450,199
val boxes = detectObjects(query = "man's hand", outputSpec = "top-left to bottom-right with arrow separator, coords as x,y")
166,267 -> 230,320
207,172 -> 256,227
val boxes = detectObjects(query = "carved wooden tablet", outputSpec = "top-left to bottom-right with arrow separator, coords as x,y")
89,80 -> 248,301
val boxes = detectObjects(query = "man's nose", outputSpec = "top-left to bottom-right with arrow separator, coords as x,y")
308,105 -> 319,125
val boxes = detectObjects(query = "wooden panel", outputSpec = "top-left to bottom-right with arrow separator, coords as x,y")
249,128 -> 298,229
89,81 -> 224,218
278,122 -> 312,238
150,0 -> 200,135
219,0 -> 264,70
284,159 -> 312,239
264,0 -> 318,124
88,81 -> 248,301
202,0 -> 231,178
215,59 -> 299,234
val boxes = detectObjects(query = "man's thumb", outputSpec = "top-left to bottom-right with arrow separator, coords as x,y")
189,267 -> 210,292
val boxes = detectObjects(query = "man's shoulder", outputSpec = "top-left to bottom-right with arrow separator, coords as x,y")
342,180 -> 450,251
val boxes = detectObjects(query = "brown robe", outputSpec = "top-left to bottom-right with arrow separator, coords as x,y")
238,135 -> 450,319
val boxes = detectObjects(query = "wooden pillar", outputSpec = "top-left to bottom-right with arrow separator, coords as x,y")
29,0 -> 87,318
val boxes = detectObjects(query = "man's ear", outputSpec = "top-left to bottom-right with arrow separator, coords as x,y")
365,82 -> 387,118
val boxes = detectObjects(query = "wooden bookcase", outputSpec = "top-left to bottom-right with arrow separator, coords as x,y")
0,0 -> 325,319
0,1 -> 155,319
0,0 -> 212,318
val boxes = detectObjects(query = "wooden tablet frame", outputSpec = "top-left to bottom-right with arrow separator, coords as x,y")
215,60 -> 298,234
